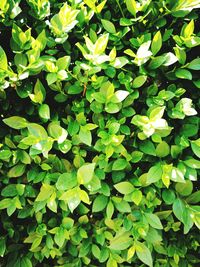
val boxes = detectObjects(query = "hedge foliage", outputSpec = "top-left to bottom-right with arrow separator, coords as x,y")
0,0 -> 200,266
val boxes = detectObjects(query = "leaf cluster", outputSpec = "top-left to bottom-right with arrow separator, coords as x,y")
0,0 -> 200,266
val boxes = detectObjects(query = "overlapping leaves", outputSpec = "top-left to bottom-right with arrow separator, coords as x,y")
0,0 -> 199,267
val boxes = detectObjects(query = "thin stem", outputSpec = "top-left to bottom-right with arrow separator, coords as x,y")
115,0 -> 125,18
66,69 -> 78,80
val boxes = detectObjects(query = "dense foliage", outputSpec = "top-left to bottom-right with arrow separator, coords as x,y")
0,0 -> 200,266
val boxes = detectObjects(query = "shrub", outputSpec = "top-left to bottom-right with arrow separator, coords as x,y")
0,0 -> 200,266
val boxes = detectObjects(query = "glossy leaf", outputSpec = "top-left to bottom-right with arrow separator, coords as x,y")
3,116 -> 28,129
77,163 -> 96,184
151,31 -> 162,56
135,241 -> 153,267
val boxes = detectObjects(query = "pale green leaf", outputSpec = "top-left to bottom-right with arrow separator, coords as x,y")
131,189 -> 142,205
112,158 -> 128,171
145,213 -> 163,229
109,230 -> 132,250
147,163 -> 162,184
3,116 -> 28,130
114,182 -> 134,195
0,46 -> 8,70
151,31 -> 162,56
101,19 -> 116,34
125,0 -> 136,17
135,241 -> 153,267
133,75 -> 147,88
77,163 -> 96,184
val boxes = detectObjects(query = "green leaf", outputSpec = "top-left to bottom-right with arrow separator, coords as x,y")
139,140 -> 156,156
186,190 -> 200,204
68,85 -> 83,94
101,19 -> 116,34
36,184 -> 54,202
83,0 -> 96,9
0,46 -> 8,70
132,75 -> 147,88
55,227 -> 65,247
125,0 -> 136,17
39,104 -> 50,120
163,52 -> 178,66
185,36 -> 200,48
135,241 -> 153,267
114,182 -> 134,195
172,198 -> 193,233
79,126 -> 92,146
170,167 -> 185,183
50,3 -> 79,37
156,141 -> 170,158
175,180 -> 193,196
47,195 -> 57,213
175,69 -> 192,80
94,33 -> 109,55
79,189 -> 90,204
106,201 -> 114,219
131,189 -> 142,205
46,73 -> 57,85
77,163 -> 96,184
111,57 -> 129,68
8,164 -> 26,178
131,151 -> 143,163
56,172 -> 77,191
187,58 -> 200,70
144,213 -> 163,229
57,56 -> 70,70
68,121 -> 79,136
59,187 -> 80,212
173,198 -> 186,223
127,245 -> 136,261
28,123 -> 48,140
3,116 -> 28,129
58,140 -> 72,154
92,244 -> 101,259
148,55 -> 166,69
174,46 -> 186,65
106,257 -> 117,267
1,184 -> 18,197
162,189 -> 176,204
149,106 -> 165,120
105,103 -> 120,114
191,139 -> 200,158
184,158 -> 200,169
30,235 -> 42,251
20,257 -> 32,267
96,0 -> 107,13
112,158 -> 128,171
109,230 -> 132,250
151,31 -> 162,56
29,79 -> 46,104
48,122 -> 67,144
114,199 -> 131,213
92,195 -> 108,212
85,175 -> 101,192
0,238 -> 6,257
0,199 -> 11,210
147,163 -> 162,184
182,20 -> 194,38
0,150 -> 12,160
